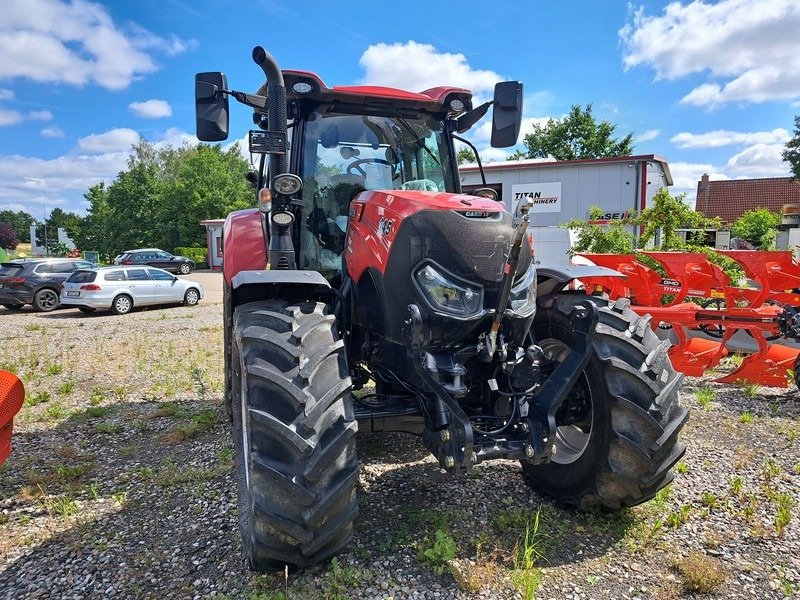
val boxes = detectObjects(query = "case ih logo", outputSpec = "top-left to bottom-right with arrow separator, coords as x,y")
588,210 -> 632,223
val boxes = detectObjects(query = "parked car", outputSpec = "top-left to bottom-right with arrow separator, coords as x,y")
0,258 -> 98,312
114,249 -> 195,274
60,266 -> 203,315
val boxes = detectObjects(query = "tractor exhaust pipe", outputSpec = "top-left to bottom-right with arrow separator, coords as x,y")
252,46 -> 288,179
252,46 -> 295,269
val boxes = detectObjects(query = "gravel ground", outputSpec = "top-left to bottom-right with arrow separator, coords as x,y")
0,302 -> 798,599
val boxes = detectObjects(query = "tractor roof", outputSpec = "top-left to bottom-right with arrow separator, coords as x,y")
263,70 -> 474,114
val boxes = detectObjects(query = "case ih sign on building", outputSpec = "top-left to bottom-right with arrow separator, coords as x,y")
460,154 -> 673,265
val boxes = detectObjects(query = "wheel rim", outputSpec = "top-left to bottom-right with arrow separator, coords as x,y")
180,264 -> 190,274
539,338 -> 593,464
115,296 -> 131,313
37,290 -> 58,310
186,290 -> 199,305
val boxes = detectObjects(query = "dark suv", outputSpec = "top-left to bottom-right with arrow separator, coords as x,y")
115,249 -> 195,274
0,258 -> 98,312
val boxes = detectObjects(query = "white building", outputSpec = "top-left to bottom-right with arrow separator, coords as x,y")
459,155 -> 673,266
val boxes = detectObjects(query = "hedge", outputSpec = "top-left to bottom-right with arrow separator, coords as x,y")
174,247 -> 209,270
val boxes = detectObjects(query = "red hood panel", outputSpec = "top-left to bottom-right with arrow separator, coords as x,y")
346,190 -> 506,281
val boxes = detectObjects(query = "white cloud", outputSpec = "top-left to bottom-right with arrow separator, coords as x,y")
359,41 -> 503,99
129,99 -> 172,118
78,128 -> 140,153
0,89 -> 13,100
151,127 -> 196,149
0,0 -> 194,90
671,128 -> 790,148
28,109 -> 52,121
0,108 -> 56,126
0,109 -> 22,126
40,126 -> 64,138
620,0 -> 800,107
724,143 -> 791,178
0,126 -> 198,215
635,129 -> 660,143
0,151 -> 130,213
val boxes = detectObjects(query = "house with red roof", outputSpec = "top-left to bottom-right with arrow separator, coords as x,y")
695,174 -> 800,225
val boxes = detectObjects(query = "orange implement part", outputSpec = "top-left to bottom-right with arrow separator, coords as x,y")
642,251 -> 729,304
718,250 -> 800,308
577,253 -> 663,304
715,339 -> 799,388
667,325 -> 728,376
0,370 -> 24,465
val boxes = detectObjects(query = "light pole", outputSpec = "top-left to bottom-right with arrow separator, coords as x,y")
26,178 -> 48,256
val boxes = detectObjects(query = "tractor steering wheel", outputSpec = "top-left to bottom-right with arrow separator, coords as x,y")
347,158 -> 399,180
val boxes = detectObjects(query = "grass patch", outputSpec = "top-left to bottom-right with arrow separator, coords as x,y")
510,511 -> 546,600
773,492 -> 795,535
695,385 -> 715,410
45,362 -> 63,376
673,550 -> 727,594
739,411 -> 754,423
25,390 -> 51,406
418,529 -> 457,576
94,421 -> 123,435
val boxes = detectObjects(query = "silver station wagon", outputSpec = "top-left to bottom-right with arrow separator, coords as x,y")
60,266 -> 203,315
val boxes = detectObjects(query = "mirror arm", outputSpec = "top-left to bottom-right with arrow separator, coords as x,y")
456,101 -> 492,134
453,134 -> 487,186
229,90 -> 268,110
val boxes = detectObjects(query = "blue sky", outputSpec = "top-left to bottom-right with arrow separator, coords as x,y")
1,0 -> 798,219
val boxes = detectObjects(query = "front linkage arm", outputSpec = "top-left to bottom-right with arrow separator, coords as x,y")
406,299 -> 599,473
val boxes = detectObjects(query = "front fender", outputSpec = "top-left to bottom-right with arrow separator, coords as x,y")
537,265 -> 625,297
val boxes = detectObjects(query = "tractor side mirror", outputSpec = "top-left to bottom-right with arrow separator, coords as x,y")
490,81 -> 523,148
195,72 -> 230,142
0,370 -> 25,465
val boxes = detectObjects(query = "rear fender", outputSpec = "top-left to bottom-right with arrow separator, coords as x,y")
0,370 -> 24,465
537,265 -> 625,297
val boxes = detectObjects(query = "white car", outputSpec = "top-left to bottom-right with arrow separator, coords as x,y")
60,266 -> 203,315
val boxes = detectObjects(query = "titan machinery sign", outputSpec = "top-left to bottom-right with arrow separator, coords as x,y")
511,182 -> 562,214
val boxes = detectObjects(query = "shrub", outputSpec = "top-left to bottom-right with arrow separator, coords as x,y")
174,246 -> 208,269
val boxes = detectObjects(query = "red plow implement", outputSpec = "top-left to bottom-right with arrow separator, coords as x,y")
578,250 -> 800,388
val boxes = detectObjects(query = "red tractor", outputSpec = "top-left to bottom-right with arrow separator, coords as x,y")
194,47 -> 688,570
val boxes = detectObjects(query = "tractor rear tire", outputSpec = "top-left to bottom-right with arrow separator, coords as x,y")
522,294 -> 688,509
231,300 -> 358,569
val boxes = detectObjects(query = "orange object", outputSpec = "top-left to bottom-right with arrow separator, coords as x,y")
666,326 -> 728,377
0,370 -> 25,465
714,333 -> 800,388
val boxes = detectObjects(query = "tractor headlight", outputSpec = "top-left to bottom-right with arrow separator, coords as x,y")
414,263 -> 484,318
272,173 -> 302,196
508,262 -> 537,317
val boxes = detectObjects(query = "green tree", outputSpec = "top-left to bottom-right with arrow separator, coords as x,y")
0,210 -> 35,243
564,206 -> 635,255
514,104 -> 634,161
637,188 -> 719,250
456,147 -> 476,165
79,140 -> 254,258
159,143 -> 253,250
782,115 -> 800,179
730,208 -> 780,250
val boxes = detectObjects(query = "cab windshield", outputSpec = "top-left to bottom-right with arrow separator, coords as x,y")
297,110 -> 455,276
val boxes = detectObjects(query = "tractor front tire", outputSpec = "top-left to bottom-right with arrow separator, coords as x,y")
231,300 -> 358,569
522,294 -> 688,509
